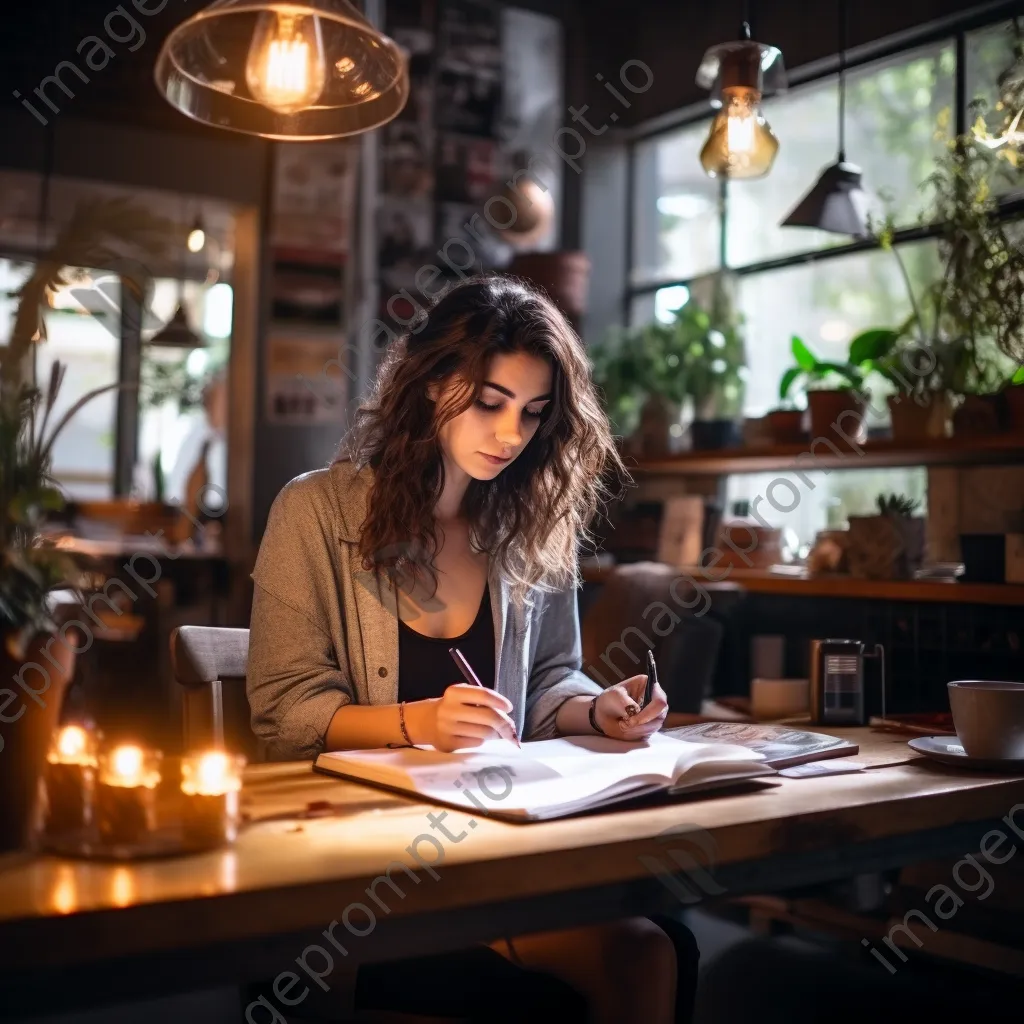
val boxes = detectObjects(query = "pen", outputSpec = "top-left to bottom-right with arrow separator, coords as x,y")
449,646 -> 522,748
641,649 -> 658,712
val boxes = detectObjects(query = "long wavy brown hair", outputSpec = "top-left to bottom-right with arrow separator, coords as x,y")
338,274 -> 630,608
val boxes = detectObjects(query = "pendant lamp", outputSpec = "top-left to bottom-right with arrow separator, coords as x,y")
154,0 -> 409,140
151,205 -> 204,351
696,20 -> 786,180
149,303 -> 204,350
781,0 -> 870,236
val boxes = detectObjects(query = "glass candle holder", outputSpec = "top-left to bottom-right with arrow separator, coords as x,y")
96,744 -> 162,847
44,725 -> 99,835
180,751 -> 245,846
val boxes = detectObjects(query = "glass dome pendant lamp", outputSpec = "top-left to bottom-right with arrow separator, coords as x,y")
781,0 -> 870,237
154,0 -> 410,140
696,15 -> 787,180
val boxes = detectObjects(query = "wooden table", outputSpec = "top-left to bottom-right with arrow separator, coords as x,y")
2,726 -> 1023,1015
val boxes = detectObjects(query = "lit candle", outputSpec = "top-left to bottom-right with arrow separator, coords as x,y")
180,751 -> 245,847
96,744 -> 162,847
44,725 -> 98,835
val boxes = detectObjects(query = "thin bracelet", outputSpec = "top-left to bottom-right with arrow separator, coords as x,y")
398,701 -> 413,744
588,695 -> 606,737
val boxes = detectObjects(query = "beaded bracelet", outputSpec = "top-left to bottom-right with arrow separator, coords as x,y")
398,701 -> 413,745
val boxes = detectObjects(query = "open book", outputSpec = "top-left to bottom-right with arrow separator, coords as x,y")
314,732 -> 775,822
665,723 -> 859,769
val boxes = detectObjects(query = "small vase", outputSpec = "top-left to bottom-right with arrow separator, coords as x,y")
690,419 -> 739,451
0,631 -> 77,853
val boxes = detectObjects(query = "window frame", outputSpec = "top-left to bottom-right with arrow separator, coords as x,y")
623,4 -> 1024,326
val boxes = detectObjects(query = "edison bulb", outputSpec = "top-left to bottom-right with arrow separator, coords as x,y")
245,10 -> 327,115
187,227 -> 205,253
700,87 -> 779,179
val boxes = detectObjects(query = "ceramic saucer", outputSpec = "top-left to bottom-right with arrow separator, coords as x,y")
908,735 -> 1024,772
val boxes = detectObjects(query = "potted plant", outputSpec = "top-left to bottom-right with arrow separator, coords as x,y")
589,318 -> 688,457
778,335 -> 866,444
841,318 -> 956,441
866,98 -> 1023,440
0,197 -> 170,852
677,276 -> 747,450
847,493 -> 925,581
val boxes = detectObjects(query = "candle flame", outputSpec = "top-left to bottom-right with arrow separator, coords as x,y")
182,751 -> 243,796
112,745 -> 143,779
111,867 -> 135,908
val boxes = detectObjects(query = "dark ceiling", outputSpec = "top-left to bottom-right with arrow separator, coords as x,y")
1,1 -> 572,141
3,0 -> 1018,146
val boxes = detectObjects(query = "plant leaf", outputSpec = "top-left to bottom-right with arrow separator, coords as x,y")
791,335 -> 816,371
815,362 -> 865,388
779,367 -> 803,400
849,328 -> 900,366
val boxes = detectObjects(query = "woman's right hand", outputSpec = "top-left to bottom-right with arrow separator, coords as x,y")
419,684 -> 518,751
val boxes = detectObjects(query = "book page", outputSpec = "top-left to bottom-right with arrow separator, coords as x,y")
319,733 -> 766,818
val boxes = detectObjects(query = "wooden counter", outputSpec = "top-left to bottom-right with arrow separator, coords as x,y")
1,725 -> 1022,1013
581,564 -> 1024,606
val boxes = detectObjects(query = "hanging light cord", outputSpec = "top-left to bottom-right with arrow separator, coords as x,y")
838,0 -> 848,162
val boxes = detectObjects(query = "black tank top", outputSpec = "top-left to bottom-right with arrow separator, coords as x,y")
397,587 -> 495,701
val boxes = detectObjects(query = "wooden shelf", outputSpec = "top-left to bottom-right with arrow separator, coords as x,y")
581,564 -> 1024,606
630,433 -> 1024,476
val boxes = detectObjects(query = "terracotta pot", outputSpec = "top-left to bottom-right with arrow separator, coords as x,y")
0,631 -> 77,853
508,251 -> 591,319
953,394 -> 1003,437
766,409 -> 806,444
1005,385 -> 1024,434
887,392 -> 952,442
632,393 -> 677,458
806,390 -> 866,448
847,515 -> 926,580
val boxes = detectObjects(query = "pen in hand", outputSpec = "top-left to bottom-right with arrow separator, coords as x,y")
642,649 -> 657,711
448,646 -> 522,748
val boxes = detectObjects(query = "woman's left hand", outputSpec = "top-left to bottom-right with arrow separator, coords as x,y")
593,674 -> 669,740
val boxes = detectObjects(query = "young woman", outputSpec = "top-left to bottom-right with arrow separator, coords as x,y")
247,275 -> 698,1023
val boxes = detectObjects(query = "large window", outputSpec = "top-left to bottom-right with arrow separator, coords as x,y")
626,13 -> 1022,545
726,40 -> 955,267
0,175 -> 237,506
631,122 -> 722,287
739,241 -> 941,418
38,270 -> 123,500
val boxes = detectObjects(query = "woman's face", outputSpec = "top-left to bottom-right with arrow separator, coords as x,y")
434,351 -> 553,481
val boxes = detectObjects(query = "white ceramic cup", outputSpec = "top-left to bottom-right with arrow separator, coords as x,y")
751,678 -> 810,721
947,680 -> 1024,760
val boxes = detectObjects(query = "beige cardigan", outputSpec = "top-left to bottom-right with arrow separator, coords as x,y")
247,459 -> 603,760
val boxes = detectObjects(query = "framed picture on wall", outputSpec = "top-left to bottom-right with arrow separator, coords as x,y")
436,0 -> 502,138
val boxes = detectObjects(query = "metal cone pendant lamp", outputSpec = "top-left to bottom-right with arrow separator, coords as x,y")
781,0 -> 869,236
155,0 -> 409,140
150,302 -> 204,350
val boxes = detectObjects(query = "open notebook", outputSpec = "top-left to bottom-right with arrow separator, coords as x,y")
314,733 -> 775,822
